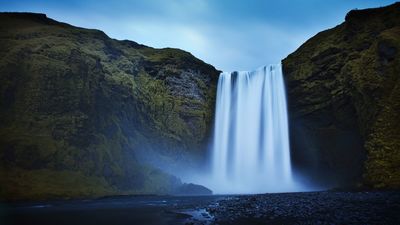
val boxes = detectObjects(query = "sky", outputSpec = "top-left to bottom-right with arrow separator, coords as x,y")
0,0 -> 397,71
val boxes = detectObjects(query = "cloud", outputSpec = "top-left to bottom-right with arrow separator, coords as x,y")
0,0 -> 397,71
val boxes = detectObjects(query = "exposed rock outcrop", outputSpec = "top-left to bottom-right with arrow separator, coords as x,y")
282,3 -> 400,188
1,2 -> 399,200
173,183 -> 212,196
0,13 -> 219,200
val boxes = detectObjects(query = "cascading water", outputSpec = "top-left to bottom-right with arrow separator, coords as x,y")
211,64 -> 294,194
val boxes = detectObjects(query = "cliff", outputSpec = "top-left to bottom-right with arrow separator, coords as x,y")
1,2 -> 399,200
0,13 -> 219,200
282,3 -> 400,188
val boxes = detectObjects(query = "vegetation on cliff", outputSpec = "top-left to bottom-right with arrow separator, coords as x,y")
0,13 -> 219,200
283,3 -> 400,188
1,2 -> 398,201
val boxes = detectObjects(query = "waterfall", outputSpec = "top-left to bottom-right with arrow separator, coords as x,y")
211,64 -> 294,194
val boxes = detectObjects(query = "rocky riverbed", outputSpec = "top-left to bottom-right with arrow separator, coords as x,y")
2,191 -> 399,225
204,191 -> 400,225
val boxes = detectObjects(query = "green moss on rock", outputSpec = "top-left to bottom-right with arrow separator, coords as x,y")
0,13 -> 219,200
282,3 -> 400,188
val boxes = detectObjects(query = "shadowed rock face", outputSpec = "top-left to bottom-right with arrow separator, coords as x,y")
173,183 -> 213,196
282,3 -> 400,189
0,13 -> 219,200
1,3 -> 399,200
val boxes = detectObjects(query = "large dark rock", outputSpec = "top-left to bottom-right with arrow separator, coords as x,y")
0,13 -> 219,200
282,3 -> 400,188
173,183 -> 212,196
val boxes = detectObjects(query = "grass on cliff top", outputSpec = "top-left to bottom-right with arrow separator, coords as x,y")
0,12 -> 217,200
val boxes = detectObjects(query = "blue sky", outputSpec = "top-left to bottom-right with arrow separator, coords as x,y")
0,0 -> 396,71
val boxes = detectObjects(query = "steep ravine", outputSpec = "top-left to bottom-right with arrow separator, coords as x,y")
282,2 -> 400,189
1,3 -> 399,201
0,13 -> 218,200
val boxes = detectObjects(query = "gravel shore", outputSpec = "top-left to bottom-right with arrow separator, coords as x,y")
203,191 -> 400,225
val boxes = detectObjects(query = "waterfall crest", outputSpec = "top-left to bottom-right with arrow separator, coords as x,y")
211,64 -> 294,194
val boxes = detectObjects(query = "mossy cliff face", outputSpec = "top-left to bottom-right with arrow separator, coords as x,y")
0,13 -> 219,200
282,3 -> 400,188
